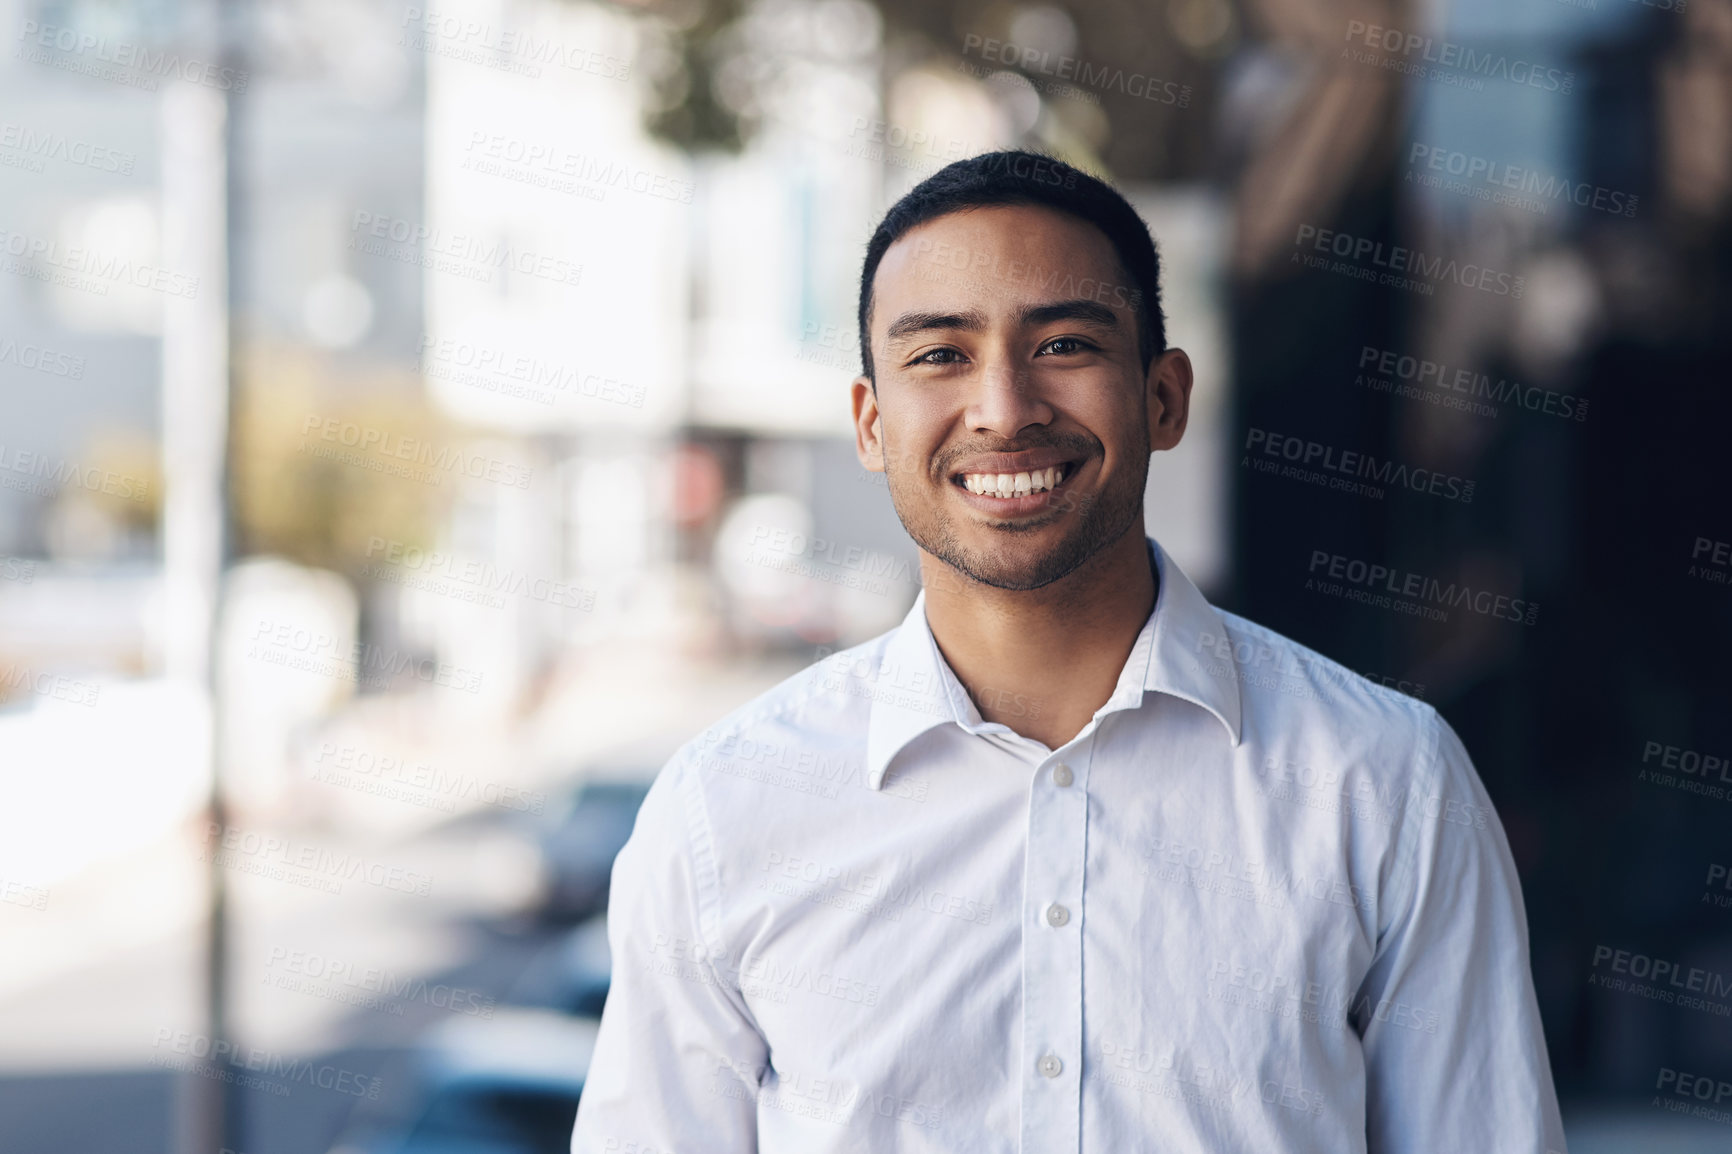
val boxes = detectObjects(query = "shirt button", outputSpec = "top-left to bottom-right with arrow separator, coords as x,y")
1038,1054 -> 1063,1078
1045,903 -> 1070,927
1051,763 -> 1073,787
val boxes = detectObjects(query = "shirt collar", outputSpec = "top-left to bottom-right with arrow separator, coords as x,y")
863,537 -> 1243,790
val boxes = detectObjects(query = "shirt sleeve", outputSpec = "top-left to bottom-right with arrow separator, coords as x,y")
1355,709 -> 1569,1154
571,756 -> 768,1154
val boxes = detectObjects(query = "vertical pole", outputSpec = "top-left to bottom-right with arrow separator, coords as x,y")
160,1 -> 242,1150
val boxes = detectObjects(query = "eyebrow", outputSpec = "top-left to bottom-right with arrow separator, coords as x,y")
882,299 -> 1122,345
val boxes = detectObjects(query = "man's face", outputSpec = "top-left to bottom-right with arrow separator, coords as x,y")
853,203 -> 1190,592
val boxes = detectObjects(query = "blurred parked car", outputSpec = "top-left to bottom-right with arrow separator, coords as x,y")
533,778 -> 651,923
508,913 -> 612,1017
327,1008 -> 599,1154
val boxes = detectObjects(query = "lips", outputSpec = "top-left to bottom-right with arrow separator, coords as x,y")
949,449 -> 1077,477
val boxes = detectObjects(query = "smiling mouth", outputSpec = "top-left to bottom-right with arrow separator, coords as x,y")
953,462 -> 1072,499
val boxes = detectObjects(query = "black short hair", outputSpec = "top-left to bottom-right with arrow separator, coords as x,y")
856,149 -> 1166,384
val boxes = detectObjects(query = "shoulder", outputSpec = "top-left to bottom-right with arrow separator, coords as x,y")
625,630 -> 901,936
686,631 -> 893,764
647,628 -> 897,819
1211,607 -> 1442,775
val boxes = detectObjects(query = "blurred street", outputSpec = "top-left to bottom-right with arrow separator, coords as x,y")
0,646 -> 804,1153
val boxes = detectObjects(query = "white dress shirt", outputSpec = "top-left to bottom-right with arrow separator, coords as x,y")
571,537 -> 1568,1154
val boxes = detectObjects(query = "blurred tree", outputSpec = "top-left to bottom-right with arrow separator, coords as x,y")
626,0 -> 752,152
230,342 -> 448,581
608,0 -> 1234,178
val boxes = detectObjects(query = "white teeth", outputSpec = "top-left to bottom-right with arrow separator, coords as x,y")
960,464 -> 1068,497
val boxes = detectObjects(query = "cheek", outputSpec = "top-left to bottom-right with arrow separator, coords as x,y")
878,411 -> 950,479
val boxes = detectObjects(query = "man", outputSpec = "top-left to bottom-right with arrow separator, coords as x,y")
571,150 -> 1567,1153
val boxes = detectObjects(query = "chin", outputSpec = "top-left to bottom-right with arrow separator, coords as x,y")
940,527 -> 1100,592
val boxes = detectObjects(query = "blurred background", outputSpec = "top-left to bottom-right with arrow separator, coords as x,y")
0,0 -> 1728,1150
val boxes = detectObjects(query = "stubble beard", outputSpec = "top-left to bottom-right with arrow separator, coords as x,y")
881,429 -> 1150,593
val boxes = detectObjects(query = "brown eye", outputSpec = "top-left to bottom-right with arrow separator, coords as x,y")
1038,337 -> 1091,356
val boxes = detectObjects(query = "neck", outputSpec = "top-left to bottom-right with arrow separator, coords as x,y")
920,525 -> 1158,749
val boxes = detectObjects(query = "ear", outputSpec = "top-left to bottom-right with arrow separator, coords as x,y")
852,376 -> 885,471
1145,348 -> 1193,452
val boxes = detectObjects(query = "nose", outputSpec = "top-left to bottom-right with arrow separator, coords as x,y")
963,350 -> 1054,438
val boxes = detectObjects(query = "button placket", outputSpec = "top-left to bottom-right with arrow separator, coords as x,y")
1020,747 -> 1088,1154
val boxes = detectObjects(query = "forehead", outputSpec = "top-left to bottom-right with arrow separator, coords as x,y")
872,203 -> 1124,326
